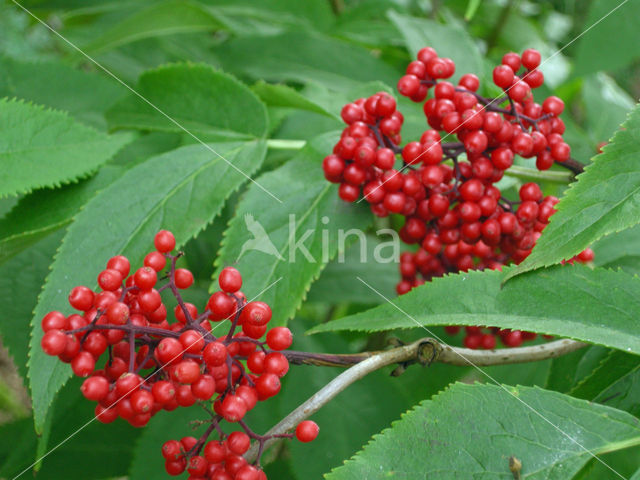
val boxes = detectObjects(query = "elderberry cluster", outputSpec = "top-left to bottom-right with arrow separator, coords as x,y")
323,47 -> 593,349
40,230 -> 318,479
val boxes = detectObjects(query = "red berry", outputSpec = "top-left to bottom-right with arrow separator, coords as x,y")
219,267 -> 242,293
69,286 -> 94,311
493,65 -> 514,89
521,48 -> 541,70
154,230 -> 176,253
134,267 -> 157,290
106,255 -> 130,278
98,268 -> 123,291
266,327 -> 293,350
41,330 -> 68,356
296,420 -> 319,442
71,351 -> 95,377
144,251 -> 166,272
240,301 -> 272,326
220,394 -> 247,422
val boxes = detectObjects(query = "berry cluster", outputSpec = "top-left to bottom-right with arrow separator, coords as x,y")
323,47 -> 593,349
40,230 -> 318,479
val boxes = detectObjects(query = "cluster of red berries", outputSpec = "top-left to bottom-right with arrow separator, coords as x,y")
322,47 -> 593,349
40,230 -> 318,479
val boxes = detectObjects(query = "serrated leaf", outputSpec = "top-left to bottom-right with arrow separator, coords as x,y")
574,0 -> 640,76
308,264 -> 640,356
570,351 -> 640,404
0,231 -> 63,381
504,103 -> 640,281
0,98 -> 131,198
0,133 -> 181,265
252,81 -> 338,120
276,320 -> 467,480
325,383 -> 640,479
212,132 -> 372,325
387,10 -> 483,82
28,140 -> 267,434
593,224 -> 640,275
216,31 -> 400,90
81,0 -> 224,54
106,63 -> 268,139
0,56 -> 125,129
545,346 -> 609,394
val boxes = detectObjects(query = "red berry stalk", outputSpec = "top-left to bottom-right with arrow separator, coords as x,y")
322,47 -> 594,349
40,230 -> 318,479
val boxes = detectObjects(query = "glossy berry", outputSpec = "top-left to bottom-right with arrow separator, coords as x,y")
296,420 -> 319,442
154,230 -> 175,253
219,267 -> 242,293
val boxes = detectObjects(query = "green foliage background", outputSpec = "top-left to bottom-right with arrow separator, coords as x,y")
0,0 -> 639,479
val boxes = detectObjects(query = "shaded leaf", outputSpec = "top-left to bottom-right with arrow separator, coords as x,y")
106,63 -> 269,139
82,0 -> 224,54
217,31 -> 400,90
308,264 -> 640,357
326,383 -> 640,479
252,81 -> 338,119
574,0 -> 640,76
212,132 -> 372,325
0,98 -> 131,198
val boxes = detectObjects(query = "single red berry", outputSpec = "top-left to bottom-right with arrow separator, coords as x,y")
106,255 -> 130,278
71,351 -> 95,377
493,65 -> 514,89
264,352 -> 289,377
191,374 -> 216,400
265,327 -> 293,351
154,230 -> 176,253
255,373 -> 281,401
41,330 -> 68,356
144,251 -> 166,272
542,96 -> 564,116
81,375 -> 109,401
130,389 -> 154,414
203,342 -> 228,367
179,329 -> 204,354
221,394 -> 247,422
219,267 -> 242,293
68,286 -> 94,311
521,48 -> 541,70
172,360 -> 201,384
240,301 -> 272,326
133,267 -> 157,290
296,420 -> 319,442
227,431 -> 251,455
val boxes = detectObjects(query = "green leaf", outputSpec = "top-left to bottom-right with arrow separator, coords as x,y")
308,264 -> 640,356
464,0 -> 482,21
1,378 -> 141,479
216,31 -> 400,90
0,133 -> 181,265
545,347 -> 609,394
570,350 -> 640,404
0,56 -> 125,129
81,0 -> 224,54
0,231 -> 63,381
252,81 -> 338,120
0,98 -> 131,198
28,140 -> 267,434
106,63 -> 269,139
583,73 -> 635,144
593,224 -> 640,275
276,319 -> 467,480
325,383 -> 640,479
307,234 -> 398,304
574,0 -> 640,76
505,103 -> 640,281
212,132 -> 372,325
387,10 -> 483,82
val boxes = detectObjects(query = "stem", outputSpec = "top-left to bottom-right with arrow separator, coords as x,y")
558,158 -> 585,175
504,165 -> 574,183
246,338 -> 586,461
266,139 -> 306,150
